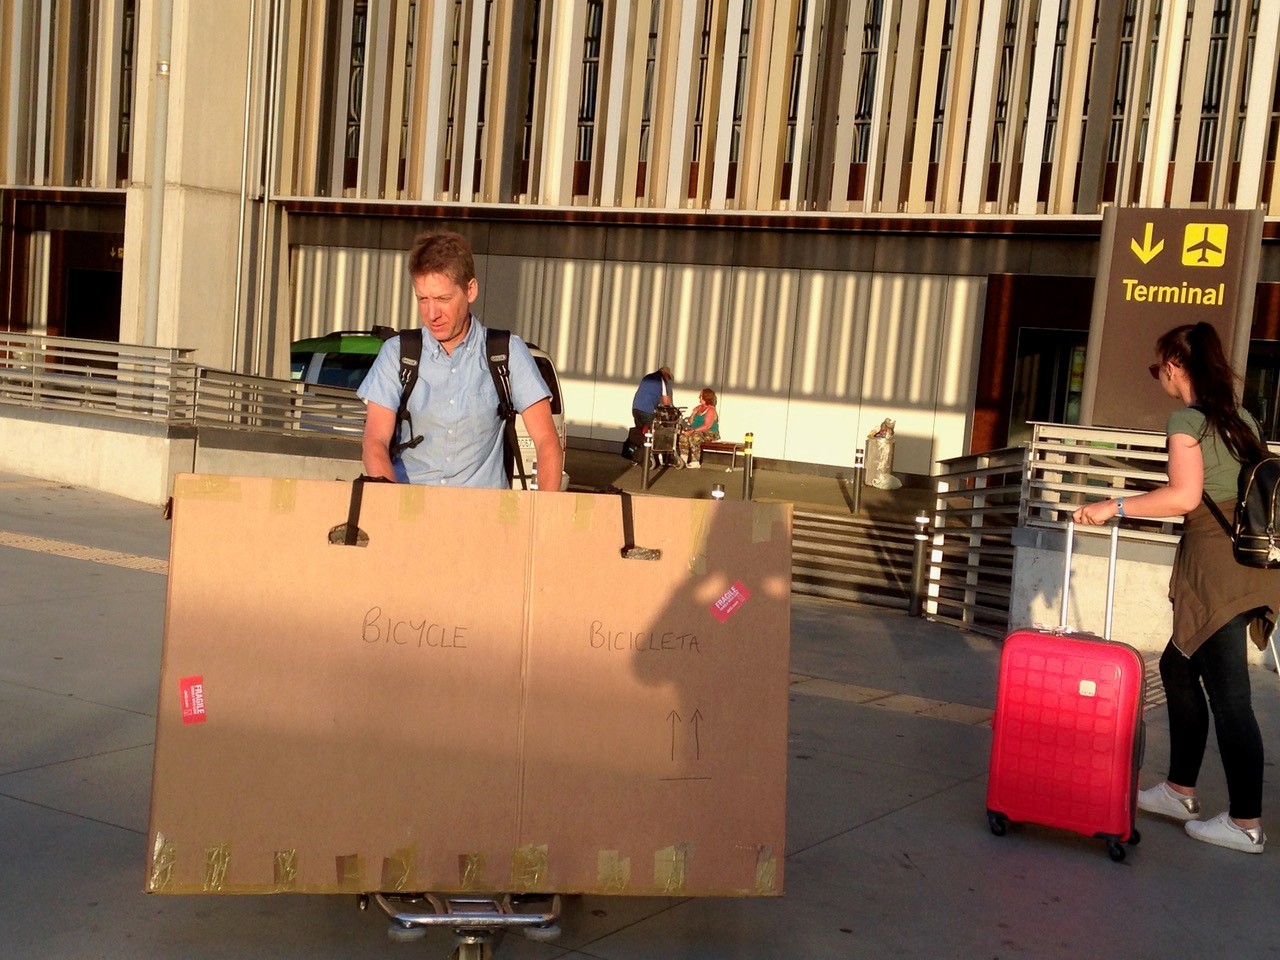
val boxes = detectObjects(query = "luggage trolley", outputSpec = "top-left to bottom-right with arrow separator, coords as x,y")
360,891 -> 562,959
648,403 -> 687,468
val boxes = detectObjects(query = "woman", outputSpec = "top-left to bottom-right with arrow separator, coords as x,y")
1074,323 -> 1273,854
679,388 -> 720,468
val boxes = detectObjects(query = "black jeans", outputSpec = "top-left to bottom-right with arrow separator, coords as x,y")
1160,611 -> 1265,820
633,409 -> 653,429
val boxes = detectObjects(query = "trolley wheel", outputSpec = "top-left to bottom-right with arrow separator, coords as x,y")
386,924 -> 428,943
521,923 -> 563,942
1107,840 -> 1126,862
1128,829 -> 1142,846
450,942 -> 494,960
987,812 -> 1007,837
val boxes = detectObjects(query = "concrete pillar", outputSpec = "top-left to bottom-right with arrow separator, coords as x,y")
120,0 -> 254,370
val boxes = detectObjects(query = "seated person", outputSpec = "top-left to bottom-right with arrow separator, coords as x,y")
678,389 -> 720,468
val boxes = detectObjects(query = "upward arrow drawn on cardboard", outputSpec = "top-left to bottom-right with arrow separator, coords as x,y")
1130,222 -> 1164,264
668,710 -> 681,760
690,709 -> 704,760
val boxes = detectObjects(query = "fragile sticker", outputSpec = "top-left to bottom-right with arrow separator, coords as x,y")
180,675 -> 208,724
710,581 -> 751,623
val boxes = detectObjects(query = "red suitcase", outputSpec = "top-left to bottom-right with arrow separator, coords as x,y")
986,522 -> 1145,862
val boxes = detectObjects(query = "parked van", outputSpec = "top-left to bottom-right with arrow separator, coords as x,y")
290,330 -> 568,489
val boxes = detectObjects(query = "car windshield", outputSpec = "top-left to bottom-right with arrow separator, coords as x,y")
316,352 -> 375,390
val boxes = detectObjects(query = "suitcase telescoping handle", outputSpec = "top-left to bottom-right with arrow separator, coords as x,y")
1060,520 -> 1120,640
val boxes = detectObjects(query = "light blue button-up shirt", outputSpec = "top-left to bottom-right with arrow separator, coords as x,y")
357,317 -> 550,488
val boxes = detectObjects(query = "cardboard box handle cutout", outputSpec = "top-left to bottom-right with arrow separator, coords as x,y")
618,492 -> 662,561
328,476 -> 389,547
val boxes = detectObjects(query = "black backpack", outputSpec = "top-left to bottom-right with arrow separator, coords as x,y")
1203,453 -> 1280,568
378,326 -> 530,490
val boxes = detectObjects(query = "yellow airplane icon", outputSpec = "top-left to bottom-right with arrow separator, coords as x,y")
1182,224 -> 1228,267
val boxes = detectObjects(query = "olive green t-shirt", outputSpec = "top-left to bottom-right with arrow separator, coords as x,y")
1166,405 -> 1262,502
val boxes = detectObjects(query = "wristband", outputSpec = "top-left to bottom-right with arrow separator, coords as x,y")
1116,497 -> 1127,518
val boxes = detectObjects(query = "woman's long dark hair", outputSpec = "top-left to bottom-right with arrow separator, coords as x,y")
1156,322 -> 1267,462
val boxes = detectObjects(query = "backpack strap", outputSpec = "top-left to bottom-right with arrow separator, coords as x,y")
1201,491 -> 1233,537
389,329 -> 424,460
485,328 -> 530,490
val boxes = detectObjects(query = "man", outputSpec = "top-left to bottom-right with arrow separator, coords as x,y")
359,231 -> 563,491
631,365 -> 673,428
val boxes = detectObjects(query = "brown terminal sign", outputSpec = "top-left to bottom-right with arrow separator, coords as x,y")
1080,206 -> 1263,431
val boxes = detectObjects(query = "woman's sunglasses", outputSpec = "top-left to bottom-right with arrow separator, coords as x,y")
1148,362 -> 1161,380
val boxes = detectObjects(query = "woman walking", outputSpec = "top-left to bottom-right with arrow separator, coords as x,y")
1073,322 -> 1274,854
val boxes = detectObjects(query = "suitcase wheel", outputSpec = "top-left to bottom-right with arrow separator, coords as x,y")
1128,828 -> 1141,846
1107,840 -> 1126,862
987,812 -> 1008,837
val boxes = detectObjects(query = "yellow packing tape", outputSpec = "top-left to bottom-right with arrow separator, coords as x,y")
597,850 -> 631,893
572,493 -> 594,531
174,475 -> 241,502
498,490 -> 521,525
204,843 -> 231,892
381,847 -> 416,891
754,846 -> 777,895
653,843 -> 690,894
688,501 -> 710,575
274,850 -> 299,891
752,503 -> 782,544
270,478 -> 297,513
335,854 -> 364,890
459,852 -> 486,889
398,483 -> 425,519
149,834 -> 176,893
510,844 -> 548,891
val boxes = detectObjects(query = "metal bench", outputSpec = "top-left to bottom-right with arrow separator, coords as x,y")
699,439 -> 745,469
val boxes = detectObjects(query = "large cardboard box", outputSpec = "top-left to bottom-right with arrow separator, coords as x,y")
146,476 -> 791,897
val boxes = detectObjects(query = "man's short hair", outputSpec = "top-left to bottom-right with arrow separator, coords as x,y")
660,366 -> 672,380
407,231 -> 476,288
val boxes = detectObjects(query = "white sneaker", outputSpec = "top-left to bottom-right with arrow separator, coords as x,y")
686,461 -> 701,469
1186,812 -> 1266,854
1137,782 -> 1201,822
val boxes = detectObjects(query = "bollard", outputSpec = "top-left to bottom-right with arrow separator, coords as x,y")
711,483 -> 726,501
641,432 -> 653,490
850,447 -> 865,514
908,511 -> 930,617
741,431 -> 755,500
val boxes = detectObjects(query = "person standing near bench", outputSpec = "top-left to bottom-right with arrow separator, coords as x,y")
632,366 -> 674,428
679,388 -> 720,468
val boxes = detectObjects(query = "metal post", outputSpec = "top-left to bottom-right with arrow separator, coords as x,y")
851,447 -> 864,513
908,511 -> 930,617
641,432 -> 653,490
741,431 -> 755,500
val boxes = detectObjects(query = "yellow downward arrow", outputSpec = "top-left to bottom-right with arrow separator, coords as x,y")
1131,222 -> 1164,264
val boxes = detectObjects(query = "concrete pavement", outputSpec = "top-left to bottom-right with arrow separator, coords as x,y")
1,472 -> 1278,959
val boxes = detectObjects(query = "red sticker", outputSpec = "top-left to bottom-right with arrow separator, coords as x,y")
710,580 -> 751,623
180,675 -> 207,724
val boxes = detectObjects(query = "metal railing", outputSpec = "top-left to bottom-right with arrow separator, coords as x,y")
0,332 -> 198,422
195,368 -> 365,436
929,446 -> 1025,636
0,333 -> 366,437
1022,422 -> 1181,545
925,421 -> 1273,637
